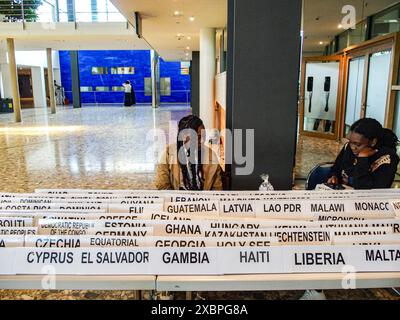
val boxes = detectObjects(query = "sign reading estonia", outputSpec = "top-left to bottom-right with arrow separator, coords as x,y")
5,245 -> 400,275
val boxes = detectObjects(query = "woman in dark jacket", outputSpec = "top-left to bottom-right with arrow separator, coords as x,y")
328,118 -> 399,189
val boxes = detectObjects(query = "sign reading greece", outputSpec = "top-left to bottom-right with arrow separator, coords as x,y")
14,248 -> 152,275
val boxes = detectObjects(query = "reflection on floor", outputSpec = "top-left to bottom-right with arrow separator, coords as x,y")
0,106 -> 398,300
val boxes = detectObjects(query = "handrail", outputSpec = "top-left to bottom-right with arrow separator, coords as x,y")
0,0 -> 126,23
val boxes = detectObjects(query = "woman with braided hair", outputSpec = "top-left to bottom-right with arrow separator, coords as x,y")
328,118 -> 399,190
155,115 -> 223,190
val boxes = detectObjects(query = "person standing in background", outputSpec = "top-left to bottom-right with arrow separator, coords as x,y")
122,80 -> 132,106
131,82 -> 136,106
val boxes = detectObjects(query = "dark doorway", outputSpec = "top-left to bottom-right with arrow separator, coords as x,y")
17,68 -> 34,108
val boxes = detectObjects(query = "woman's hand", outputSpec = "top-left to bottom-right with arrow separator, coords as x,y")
357,147 -> 378,158
327,175 -> 338,185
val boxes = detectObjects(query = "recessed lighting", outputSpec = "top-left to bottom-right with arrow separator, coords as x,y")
186,52 -> 189,56
338,24 -> 343,29
189,16 -> 195,22
174,11 -> 180,16
186,46 -> 190,50
187,36 -> 191,40
319,41 -> 324,45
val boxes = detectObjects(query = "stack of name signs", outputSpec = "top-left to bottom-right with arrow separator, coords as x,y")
0,188 -> 399,276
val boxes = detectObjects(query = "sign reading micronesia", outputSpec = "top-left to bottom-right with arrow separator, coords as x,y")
4,244 -> 399,275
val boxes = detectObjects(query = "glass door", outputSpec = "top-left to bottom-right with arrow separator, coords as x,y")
344,56 -> 365,135
365,50 -> 392,125
300,56 -> 342,140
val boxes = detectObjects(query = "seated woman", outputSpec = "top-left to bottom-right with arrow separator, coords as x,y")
327,118 -> 399,190
155,115 -> 223,191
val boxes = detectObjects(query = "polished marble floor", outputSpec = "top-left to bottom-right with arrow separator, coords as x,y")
0,105 -> 398,300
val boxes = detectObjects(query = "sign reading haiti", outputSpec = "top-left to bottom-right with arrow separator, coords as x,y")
218,247 -> 283,274
163,201 -> 219,215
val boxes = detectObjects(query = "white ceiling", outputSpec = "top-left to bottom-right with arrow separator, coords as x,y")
110,0 -> 227,61
303,0 -> 398,53
111,0 -> 399,58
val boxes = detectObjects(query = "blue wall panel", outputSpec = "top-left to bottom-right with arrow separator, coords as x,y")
159,58 -> 191,103
59,50 -> 191,105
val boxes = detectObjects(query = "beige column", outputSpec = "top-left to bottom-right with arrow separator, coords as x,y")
6,38 -> 21,123
46,48 -> 56,114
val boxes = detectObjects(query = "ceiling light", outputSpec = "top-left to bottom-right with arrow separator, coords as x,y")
189,16 -> 195,22
338,24 -> 343,29
186,52 -> 189,56
186,46 -> 190,50
187,36 -> 191,40
319,41 -> 324,45
174,11 -> 180,16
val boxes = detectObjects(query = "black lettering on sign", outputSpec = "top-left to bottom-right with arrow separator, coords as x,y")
95,251 -> 149,264
166,203 -> 217,214
104,222 -> 146,228
294,252 -> 346,265
222,203 -> 254,213
0,219 -> 26,228
392,202 -> 400,210
275,231 -> 330,243
155,240 -> 206,247
90,238 -> 138,247
0,240 -> 5,247
310,203 -> 345,213
165,224 -> 201,235
205,230 -> 269,238
26,251 -> 74,264
365,249 -> 400,262
162,252 -> 210,264
129,207 -> 144,214
394,224 -> 400,234
96,230 -> 148,237
354,202 -> 389,211
240,251 -> 270,263
35,238 -> 81,248
210,223 -> 260,229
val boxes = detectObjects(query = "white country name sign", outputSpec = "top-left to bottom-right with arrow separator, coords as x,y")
0,203 -> 107,212
0,227 -> 37,235
219,200 -> 257,218
0,217 -> 33,228
110,198 -> 164,205
256,199 -> 395,220
0,248 -> 17,274
333,234 -> 400,245
13,248 -> 153,275
0,235 -> 24,247
107,203 -> 164,214
390,200 -> 400,218
163,201 -> 220,215
24,235 -> 279,248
